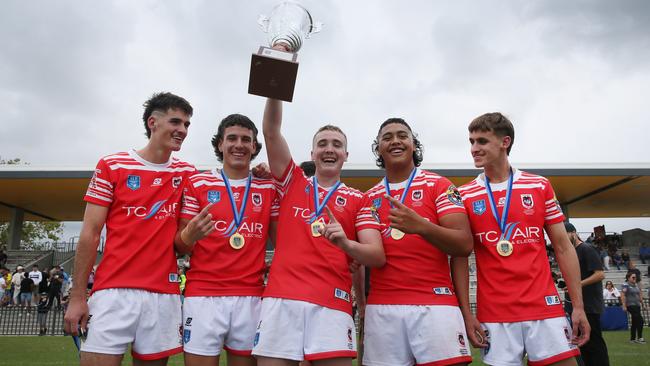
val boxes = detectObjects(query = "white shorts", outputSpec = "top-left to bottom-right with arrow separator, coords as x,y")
481,316 -> 579,366
81,288 -> 182,360
363,304 -> 472,366
251,298 -> 357,361
182,296 -> 261,356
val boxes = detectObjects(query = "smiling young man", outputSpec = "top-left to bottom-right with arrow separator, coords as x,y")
252,98 -> 385,366
457,112 -> 590,366
363,118 -> 474,366
175,114 -> 278,366
64,92 -> 197,366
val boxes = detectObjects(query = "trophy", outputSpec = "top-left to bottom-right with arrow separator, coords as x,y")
248,2 -> 322,102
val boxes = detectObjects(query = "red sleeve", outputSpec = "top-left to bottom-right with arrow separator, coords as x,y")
432,177 -> 466,218
84,158 -> 113,207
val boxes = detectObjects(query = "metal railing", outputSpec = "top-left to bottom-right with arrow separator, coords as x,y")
0,305 -> 66,336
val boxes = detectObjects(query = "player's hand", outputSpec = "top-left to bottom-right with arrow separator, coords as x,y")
464,315 -> 488,348
385,195 -> 427,235
321,206 -> 351,250
181,204 -> 215,245
63,296 -> 89,336
570,308 -> 591,346
272,44 -> 290,52
252,162 -> 272,179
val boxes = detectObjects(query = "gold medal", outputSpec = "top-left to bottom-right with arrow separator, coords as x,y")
311,221 -> 325,237
229,232 -> 245,250
496,239 -> 513,257
390,228 -> 405,240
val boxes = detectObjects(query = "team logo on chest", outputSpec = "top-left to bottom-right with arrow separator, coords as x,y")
411,190 -> 423,201
172,176 -> 182,188
207,191 -> 221,203
521,194 -> 534,209
252,192 -> 262,206
335,196 -> 347,206
473,199 -> 486,215
127,175 -> 140,190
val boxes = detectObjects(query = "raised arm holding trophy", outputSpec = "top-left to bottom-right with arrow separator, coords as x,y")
248,1 -> 321,102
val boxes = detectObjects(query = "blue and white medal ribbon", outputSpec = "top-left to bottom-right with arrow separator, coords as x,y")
221,170 -> 252,249
485,169 -> 516,256
310,176 -> 340,237
383,168 -> 417,240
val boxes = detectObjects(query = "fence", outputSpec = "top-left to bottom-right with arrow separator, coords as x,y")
0,306 -> 66,336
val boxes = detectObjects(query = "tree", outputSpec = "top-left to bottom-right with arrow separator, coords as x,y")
0,157 -> 63,250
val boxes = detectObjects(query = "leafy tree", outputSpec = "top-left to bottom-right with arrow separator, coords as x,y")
0,157 -> 62,250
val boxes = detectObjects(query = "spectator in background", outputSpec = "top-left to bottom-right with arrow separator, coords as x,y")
86,266 -> 95,291
600,249 -> 610,271
628,261 -> 642,286
639,242 -> 649,265
2,267 -> 12,306
602,281 -> 620,302
565,222 -> 609,366
0,267 -> 8,306
611,252 -> 623,270
28,265 -> 42,306
47,270 -> 63,309
19,274 -> 34,311
621,272 -> 645,344
621,250 -> 630,270
11,266 -> 25,305
0,249 -> 7,267
38,266 -> 50,304
37,293 -> 49,335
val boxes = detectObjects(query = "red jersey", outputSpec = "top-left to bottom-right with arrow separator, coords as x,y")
84,150 -> 196,294
180,169 -> 278,297
365,169 -> 466,306
264,161 -> 380,315
458,169 -> 565,322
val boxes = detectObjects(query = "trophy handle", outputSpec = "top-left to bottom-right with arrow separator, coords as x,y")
257,15 -> 270,32
307,21 -> 323,37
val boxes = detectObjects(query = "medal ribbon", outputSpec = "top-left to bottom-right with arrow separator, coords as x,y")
310,176 -> 341,223
383,168 -> 418,207
485,169 -> 514,241
221,170 -> 252,236
383,168 -> 417,237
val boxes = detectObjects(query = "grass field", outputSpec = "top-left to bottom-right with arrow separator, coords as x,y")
0,331 -> 647,366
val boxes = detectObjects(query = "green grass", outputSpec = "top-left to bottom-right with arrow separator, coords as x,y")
0,331 -> 647,365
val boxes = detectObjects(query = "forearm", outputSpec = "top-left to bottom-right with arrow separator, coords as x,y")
556,246 -> 585,309
342,239 -> 385,268
419,220 -> 473,257
174,220 -> 193,255
262,98 -> 291,177
450,256 -> 472,317
580,270 -> 605,287
70,235 -> 99,300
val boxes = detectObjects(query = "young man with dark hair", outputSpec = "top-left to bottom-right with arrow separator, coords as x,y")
363,118 -> 474,366
175,113 -> 278,366
565,222 -> 609,366
457,112 -> 590,366
252,98 -> 384,366
64,92 -> 201,366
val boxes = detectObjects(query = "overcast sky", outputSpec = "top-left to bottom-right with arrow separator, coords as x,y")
2,1 -> 649,234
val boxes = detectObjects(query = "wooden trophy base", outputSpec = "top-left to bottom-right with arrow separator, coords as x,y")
248,47 -> 299,102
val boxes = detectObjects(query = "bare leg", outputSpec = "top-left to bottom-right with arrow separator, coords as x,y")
256,356 -> 299,366
227,352 -> 257,366
184,352 -> 219,366
80,352 -> 124,366
133,356 -> 170,366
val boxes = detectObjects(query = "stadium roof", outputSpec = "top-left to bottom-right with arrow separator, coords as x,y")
1,163 -> 649,221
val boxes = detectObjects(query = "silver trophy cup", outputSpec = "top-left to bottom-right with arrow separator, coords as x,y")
248,2 -> 322,102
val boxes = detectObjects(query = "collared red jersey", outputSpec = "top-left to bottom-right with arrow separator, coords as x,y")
84,150 -> 196,294
365,168 -> 466,306
263,161 -> 380,315
180,169 -> 278,297
458,169 -> 565,322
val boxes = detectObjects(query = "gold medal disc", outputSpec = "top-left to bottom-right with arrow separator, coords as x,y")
229,232 -> 245,250
496,239 -> 513,257
311,221 -> 325,237
390,228 -> 405,240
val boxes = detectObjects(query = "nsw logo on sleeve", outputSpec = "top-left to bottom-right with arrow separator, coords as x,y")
545,295 -> 561,306
334,288 -> 350,302
127,175 -> 140,190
